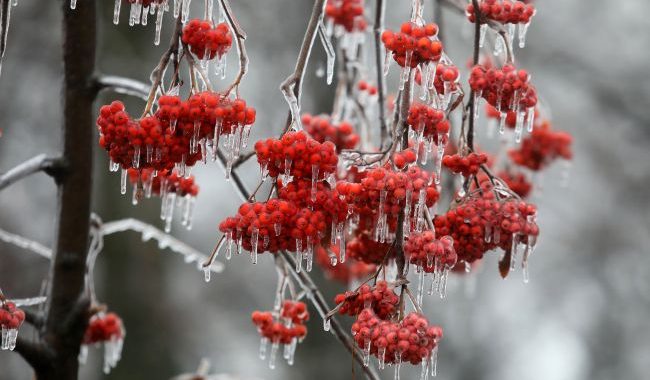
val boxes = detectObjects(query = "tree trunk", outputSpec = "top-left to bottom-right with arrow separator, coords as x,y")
36,1 -> 96,378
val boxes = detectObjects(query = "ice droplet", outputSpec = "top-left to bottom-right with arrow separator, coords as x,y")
518,22 -> 531,49
70,0 -> 77,10
113,0 -> 122,24
268,341 -> 279,369
204,266 -> 211,282
120,168 -> 127,195
323,318 -> 331,332
259,337 -> 269,360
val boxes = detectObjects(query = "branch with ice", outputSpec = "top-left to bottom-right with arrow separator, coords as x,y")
101,218 -> 224,274
280,0 -> 327,134
0,227 -> 52,259
220,0 -> 249,97
96,75 -> 150,100
0,154 -> 64,192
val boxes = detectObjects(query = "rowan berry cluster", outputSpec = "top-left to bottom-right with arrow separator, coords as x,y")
83,313 -> 124,345
346,232 -> 393,264
314,245 -> 376,283
497,170 -> 532,198
277,179 -> 349,228
466,0 -> 536,25
357,80 -> 378,96
382,22 -> 442,68
251,302 -> 309,345
352,309 -> 443,367
442,153 -> 489,177
0,302 -> 24,351
469,64 -> 537,114
128,168 -> 199,198
301,114 -> 360,152
508,120 -> 573,171
434,186 -> 539,263
325,0 -> 367,33
335,281 -> 399,319
255,131 -> 338,183
392,149 -> 417,170
182,19 -> 233,60
404,232 -> 457,272
406,102 -> 449,140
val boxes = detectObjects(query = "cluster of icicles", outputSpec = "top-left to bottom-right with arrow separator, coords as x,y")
0,301 -> 24,352
78,312 -> 125,374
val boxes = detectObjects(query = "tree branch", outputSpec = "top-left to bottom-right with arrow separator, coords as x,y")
280,0 -> 326,134
374,0 -> 388,148
0,226 -> 53,259
95,75 -> 149,100
220,0 -> 248,97
0,154 -> 64,191
13,336 -> 50,371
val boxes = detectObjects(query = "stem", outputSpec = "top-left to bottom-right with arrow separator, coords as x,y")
280,0 -> 326,135
373,0 -> 388,148
467,0 -> 481,152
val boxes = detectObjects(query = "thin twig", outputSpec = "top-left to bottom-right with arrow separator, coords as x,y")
280,0 -> 327,135
95,75 -> 150,100
219,0 -> 248,97
0,154 -> 63,192
373,0 -> 388,148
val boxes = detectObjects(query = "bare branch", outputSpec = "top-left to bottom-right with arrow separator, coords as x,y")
220,0 -> 249,97
0,0 -> 10,77
96,75 -> 150,100
373,0 -> 388,148
0,154 -> 64,192
280,0 -> 327,134
0,227 -> 52,258
100,218 -> 224,273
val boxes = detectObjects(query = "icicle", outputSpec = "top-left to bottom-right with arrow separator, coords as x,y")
431,345 -> 439,376
281,157 -> 293,186
311,165 -> 319,202
268,341 -> 280,369
417,270 -> 425,306
514,111 -> 525,143
438,268 -> 449,299
70,0 -> 77,10
498,112 -> 506,134
182,0 -> 191,22
287,338 -> 297,365
560,159 -> 571,187
204,266 -> 211,282
323,317 -> 331,332
295,239 -> 303,273
109,159 -> 119,172
141,6 -> 149,25
225,234 -> 233,260
415,189 -> 426,232
274,222 -> 281,237
494,33 -> 504,56
522,245 -> 531,283
132,145 -> 141,169
164,192 -> 177,233
251,227 -> 259,264
362,339 -> 371,366
378,346 -> 387,370
384,49 -> 392,76
399,51 -> 413,91
473,90 -> 482,120
78,344 -> 88,364
259,337 -> 269,360
120,168 -> 127,195
394,351 -> 402,380
525,107 -> 535,132
305,241 -> 314,272
112,0 -> 122,24
131,183 -> 139,205
404,188 -> 413,235
339,224 -> 346,263
420,357 -> 430,380
518,22 -> 531,49
317,21 -> 336,85
479,23 -> 488,48
154,5 -> 164,46
174,0 -> 181,18
182,196 -> 195,229
434,133 -> 447,183
507,23 -> 516,48
510,234 -> 519,271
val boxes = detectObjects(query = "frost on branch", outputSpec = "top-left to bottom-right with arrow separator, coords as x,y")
0,227 -> 52,259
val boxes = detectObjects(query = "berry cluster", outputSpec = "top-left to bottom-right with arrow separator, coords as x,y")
406,102 -> 449,140
382,22 -> 442,68
392,149 -> 417,170
352,309 -> 443,366
469,64 -> 537,114
434,186 -> 539,263
255,131 -> 338,183
277,178 -> 349,228
346,232 -> 393,264
301,113 -> 360,152
357,80 -> 378,96
334,281 -> 399,320
0,302 -> 25,351
508,121 -> 573,171
182,19 -> 233,60
325,0 -> 367,33
83,313 -> 124,345
442,153 -> 488,177
336,166 -> 439,242
466,0 -> 536,25
315,245 -> 376,283
404,232 -> 457,272
251,302 -> 309,351
497,170 -> 532,198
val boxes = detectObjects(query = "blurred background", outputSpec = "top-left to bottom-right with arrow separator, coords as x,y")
1,0 -> 649,379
